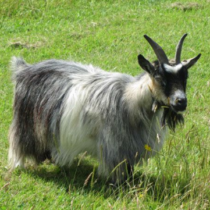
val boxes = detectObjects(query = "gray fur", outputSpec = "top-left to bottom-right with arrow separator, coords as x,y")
8,35 -> 201,184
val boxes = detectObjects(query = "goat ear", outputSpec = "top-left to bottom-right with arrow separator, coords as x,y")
138,54 -> 155,74
183,53 -> 201,69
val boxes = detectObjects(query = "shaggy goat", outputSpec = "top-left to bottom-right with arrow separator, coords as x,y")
8,34 -> 201,183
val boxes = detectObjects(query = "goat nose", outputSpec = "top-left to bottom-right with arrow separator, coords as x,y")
176,97 -> 187,106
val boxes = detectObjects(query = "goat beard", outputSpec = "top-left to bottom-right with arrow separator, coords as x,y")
161,108 -> 184,131
152,100 -> 184,131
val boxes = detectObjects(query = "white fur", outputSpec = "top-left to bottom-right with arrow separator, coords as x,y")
164,63 -> 183,74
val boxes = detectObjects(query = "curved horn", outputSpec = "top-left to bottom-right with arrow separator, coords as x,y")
175,33 -> 188,64
183,53 -> 201,69
144,35 -> 169,64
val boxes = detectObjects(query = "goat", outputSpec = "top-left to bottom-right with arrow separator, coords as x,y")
8,34 -> 201,184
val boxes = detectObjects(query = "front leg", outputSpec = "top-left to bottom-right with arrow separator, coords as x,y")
97,130 -> 134,185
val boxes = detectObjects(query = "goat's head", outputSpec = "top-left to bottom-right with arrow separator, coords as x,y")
138,34 -> 201,113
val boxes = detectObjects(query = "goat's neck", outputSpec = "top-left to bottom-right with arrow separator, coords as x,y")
124,73 -> 162,122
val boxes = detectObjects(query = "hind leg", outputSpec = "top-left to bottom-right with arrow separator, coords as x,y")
8,141 -> 25,169
8,123 -> 26,170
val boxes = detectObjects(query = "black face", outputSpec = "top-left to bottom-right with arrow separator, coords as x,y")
155,63 -> 188,112
138,53 -> 200,113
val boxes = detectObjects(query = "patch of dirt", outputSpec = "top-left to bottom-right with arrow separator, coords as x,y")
170,2 -> 201,11
9,41 -> 43,49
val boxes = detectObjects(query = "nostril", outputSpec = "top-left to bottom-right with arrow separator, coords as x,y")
172,96 -> 187,112
176,97 -> 187,105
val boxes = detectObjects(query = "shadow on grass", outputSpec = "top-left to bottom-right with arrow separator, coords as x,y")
24,158 -> 112,195
17,157 -> 192,201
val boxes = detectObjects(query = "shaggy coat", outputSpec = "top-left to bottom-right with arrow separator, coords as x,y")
8,34 -> 201,183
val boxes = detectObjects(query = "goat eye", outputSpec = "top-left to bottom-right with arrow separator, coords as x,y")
154,75 -> 166,88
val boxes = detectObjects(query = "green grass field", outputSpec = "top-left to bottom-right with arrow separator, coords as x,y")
0,0 -> 210,209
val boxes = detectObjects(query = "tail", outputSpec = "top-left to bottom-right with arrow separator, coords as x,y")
10,56 -> 30,72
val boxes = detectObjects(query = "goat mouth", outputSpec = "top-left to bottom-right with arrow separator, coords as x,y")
170,104 -> 187,113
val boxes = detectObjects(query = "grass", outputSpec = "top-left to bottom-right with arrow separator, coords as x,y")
0,0 -> 210,209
